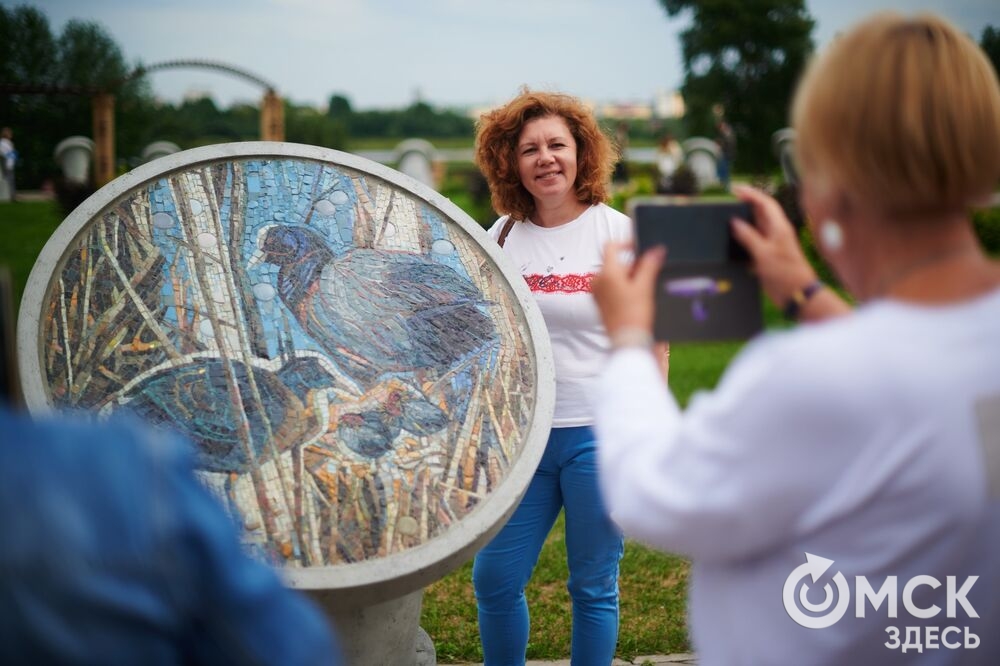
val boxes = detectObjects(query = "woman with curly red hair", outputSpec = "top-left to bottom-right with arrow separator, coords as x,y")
471,90 -> 633,665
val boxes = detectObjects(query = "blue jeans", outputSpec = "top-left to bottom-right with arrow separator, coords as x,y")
473,426 -> 624,665
717,156 -> 731,189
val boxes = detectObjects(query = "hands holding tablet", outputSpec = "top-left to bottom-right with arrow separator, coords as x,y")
593,185 -> 852,348
730,185 -> 851,323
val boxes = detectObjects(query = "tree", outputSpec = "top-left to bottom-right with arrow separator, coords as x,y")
0,4 -> 58,85
0,5 -> 62,187
57,20 -> 152,167
982,26 -> 1000,77
659,0 -> 815,173
0,6 -> 153,187
286,102 -> 346,149
326,94 -> 353,119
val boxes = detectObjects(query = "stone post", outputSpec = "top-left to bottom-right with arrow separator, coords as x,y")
92,93 -> 115,186
261,90 -> 285,141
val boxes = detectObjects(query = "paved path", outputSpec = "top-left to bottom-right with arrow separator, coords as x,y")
448,654 -> 697,665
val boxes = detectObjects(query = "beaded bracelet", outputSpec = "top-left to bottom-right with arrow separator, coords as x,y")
783,279 -> 825,320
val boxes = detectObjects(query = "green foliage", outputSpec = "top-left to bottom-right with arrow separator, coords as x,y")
284,103 -> 347,150
439,163 -> 496,227
326,93 -> 353,118
604,117 -> 687,145
328,93 -> 474,139
658,0 -> 815,174
0,5 -> 58,84
974,206 -> 1000,256
58,20 -> 137,91
661,163 -> 699,196
981,25 -> 1000,76
341,100 -> 475,140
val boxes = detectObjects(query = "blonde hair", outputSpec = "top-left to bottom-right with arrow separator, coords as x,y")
474,90 -> 617,222
793,12 -> 1000,218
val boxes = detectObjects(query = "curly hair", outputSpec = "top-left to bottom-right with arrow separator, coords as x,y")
474,90 -> 618,222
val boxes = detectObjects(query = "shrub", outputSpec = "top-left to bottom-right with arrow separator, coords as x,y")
53,178 -> 96,218
657,164 -> 698,196
973,206 -> 1000,256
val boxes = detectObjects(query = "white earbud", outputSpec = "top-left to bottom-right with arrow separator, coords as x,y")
819,220 -> 844,253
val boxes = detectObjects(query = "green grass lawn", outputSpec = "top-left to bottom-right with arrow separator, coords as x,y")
0,200 -> 65,309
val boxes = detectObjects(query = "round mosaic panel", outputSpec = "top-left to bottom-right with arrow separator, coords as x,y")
18,142 -> 553,595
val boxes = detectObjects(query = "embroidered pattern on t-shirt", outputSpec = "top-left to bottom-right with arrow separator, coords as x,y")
524,273 -> 595,294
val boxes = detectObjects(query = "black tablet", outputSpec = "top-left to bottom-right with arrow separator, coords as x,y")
630,198 -> 763,342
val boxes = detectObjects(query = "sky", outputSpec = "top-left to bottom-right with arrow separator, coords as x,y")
18,0 -> 1000,111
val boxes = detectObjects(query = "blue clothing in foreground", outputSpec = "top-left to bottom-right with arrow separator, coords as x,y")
473,426 -> 623,666
0,407 -> 339,665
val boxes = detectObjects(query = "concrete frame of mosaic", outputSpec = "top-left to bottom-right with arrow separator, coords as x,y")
17,142 -> 555,607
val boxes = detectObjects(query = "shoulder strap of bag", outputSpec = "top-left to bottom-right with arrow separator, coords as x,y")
497,216 -> 516,248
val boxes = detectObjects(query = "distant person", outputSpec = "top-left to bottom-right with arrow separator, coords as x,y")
0,404 -> 342,665
592,12 -> 1000,665
473,89 -> 652,666
0,127 -> 16,202
655,132 -> 683,193
712,107 -> 735,189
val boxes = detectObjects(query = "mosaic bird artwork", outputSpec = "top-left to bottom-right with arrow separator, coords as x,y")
119,355 -> 334,472
252,225 -> 497,390
33,153 -> 538,569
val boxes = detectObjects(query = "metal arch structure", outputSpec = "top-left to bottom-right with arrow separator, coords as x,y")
128,59 -> 278,93
1,59 -> 285,186
122,59 -> 287,167
0,60 -> 278,96
117,59 -> 288,185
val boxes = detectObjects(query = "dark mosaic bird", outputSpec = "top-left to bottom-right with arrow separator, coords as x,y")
334,384 -> 449,458
335,411 -> 396,458
253,225 -> 496,389
384,385 -> 449,436
120,355 -> 334,472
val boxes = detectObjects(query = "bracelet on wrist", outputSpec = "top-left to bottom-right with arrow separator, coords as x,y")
783,279 -> 825,320
609,326 -> 654,350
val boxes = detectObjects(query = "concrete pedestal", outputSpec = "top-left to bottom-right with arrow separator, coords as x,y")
309,589 -> 435,665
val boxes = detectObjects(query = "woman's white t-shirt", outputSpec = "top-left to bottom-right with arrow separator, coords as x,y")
488,203 -> 632,427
